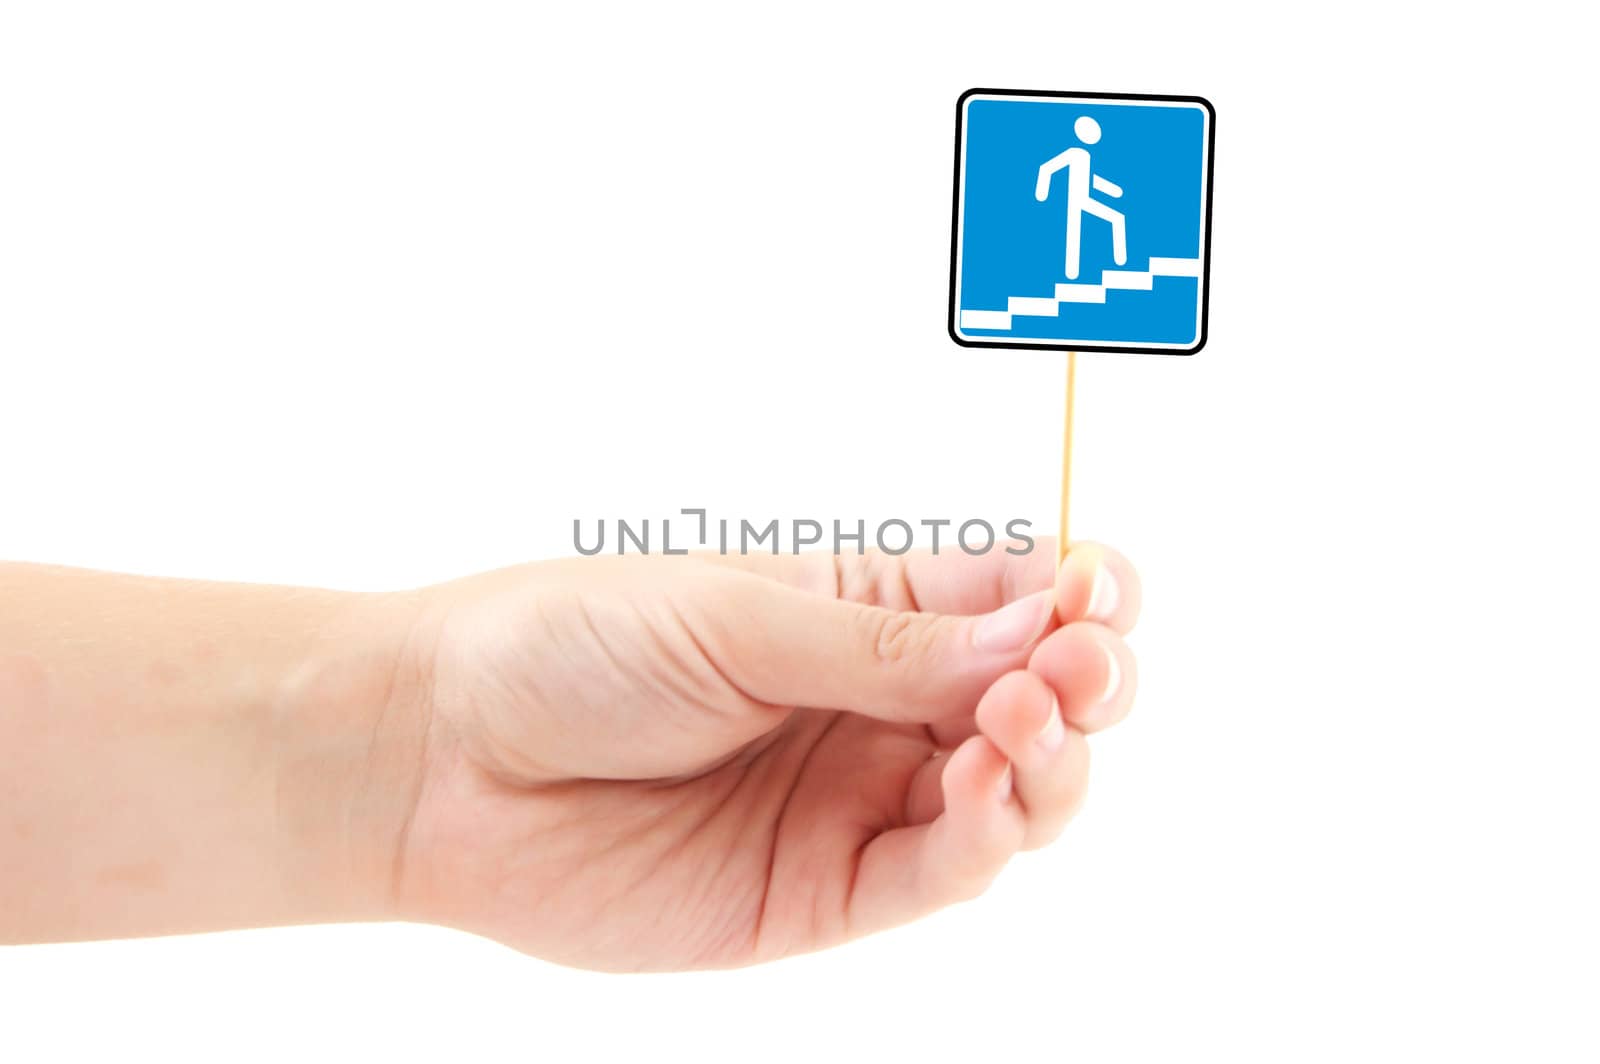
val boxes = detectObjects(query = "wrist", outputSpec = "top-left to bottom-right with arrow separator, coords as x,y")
271,588 -> 438,925
0,566 -> 448,942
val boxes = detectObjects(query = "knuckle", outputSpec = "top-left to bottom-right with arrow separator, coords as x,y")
864,608 -> 926,666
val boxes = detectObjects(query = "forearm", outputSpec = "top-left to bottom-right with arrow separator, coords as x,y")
0,564 -> 431,943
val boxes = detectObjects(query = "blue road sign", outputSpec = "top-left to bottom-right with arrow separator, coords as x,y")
949,90 -> 1214,355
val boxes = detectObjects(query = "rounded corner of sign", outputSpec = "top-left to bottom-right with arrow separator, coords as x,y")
1185,95 -> 1217,121
955,88 -> 989,119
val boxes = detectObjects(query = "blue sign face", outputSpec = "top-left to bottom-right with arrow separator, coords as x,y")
948,90 -> 1214,355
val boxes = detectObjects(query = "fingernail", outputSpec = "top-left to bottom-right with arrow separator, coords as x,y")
1036,696 -> 1066,752
971,590 -> 1054,653
1086,561 -> 1120,623
995,765 -> 1013,803
1087,641 -> 1124,722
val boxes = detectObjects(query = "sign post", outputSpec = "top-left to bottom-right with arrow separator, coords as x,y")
1059,349 -> 1076,567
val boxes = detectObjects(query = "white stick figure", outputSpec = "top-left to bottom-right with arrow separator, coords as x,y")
1035,115 -> 1127,280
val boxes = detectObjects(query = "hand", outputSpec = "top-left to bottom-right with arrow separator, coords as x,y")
393,541 -> 1141,971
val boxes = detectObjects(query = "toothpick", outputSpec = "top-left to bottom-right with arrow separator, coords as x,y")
1058,350 -> 1076,568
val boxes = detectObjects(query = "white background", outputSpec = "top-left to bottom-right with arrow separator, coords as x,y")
2,2 -> 1597,1060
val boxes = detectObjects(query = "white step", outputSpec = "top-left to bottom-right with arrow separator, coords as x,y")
960,257 -> 1201,332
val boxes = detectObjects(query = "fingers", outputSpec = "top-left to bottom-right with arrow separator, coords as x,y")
844,668 -> 1109,933
694,570 -> 1060,724
684,543 -> 1137,728
846,735 -> 1025,936
1056,542 -> 1142,633
922,614 -> 1133,810
1027,621 -> 1137,733
973,670 -> 1091,849
697,537 -> 1067,614
893,544 -> 1056,616
836,568 -> 1136,931
707,538 -> 1139,634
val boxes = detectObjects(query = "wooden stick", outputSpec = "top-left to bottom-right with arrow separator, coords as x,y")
1057,350 -> 1076,568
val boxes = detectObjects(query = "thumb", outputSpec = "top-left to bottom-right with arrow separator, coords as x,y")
693,572 -> 1058,723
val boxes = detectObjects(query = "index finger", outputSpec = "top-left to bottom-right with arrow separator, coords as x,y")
693,536 -> 1060,615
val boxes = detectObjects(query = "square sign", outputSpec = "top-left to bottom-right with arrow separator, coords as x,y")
948,89 -> 1214,354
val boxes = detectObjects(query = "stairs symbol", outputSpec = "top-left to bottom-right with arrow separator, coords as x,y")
959,257 -> 1202,331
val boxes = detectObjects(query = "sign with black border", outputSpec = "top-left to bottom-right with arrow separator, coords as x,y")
948,88 -> 1215,355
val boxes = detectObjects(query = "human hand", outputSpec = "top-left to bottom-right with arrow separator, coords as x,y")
392,541 -> 1141,971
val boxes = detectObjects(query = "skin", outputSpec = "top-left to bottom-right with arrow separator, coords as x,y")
0,540 -> 1140,971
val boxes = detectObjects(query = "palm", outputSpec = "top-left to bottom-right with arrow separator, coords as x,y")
416,711 -> 936,970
